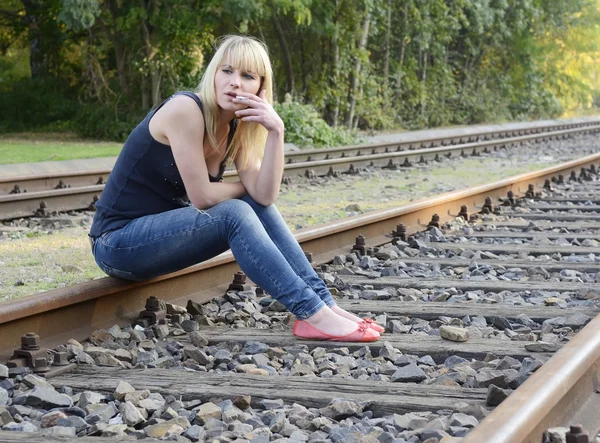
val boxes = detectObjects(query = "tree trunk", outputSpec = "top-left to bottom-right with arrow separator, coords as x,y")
396,2 -> 409,93
382,0 -> 392,96
344,10 -> 370,128
140,0 -> 160,109
21,0 -> 48,78
270,2 -> 294,96
324,0 -> 341,126
106,0 -> 128,95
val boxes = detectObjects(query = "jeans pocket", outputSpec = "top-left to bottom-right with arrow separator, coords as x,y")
99,261 -> 143,282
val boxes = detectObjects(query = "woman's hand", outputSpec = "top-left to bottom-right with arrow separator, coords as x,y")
233,90 -> 284,133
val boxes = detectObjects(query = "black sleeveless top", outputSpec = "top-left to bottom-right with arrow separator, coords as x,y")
89,91 -> 236,237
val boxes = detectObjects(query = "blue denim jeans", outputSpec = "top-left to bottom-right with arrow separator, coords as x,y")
90,194 -> 336,319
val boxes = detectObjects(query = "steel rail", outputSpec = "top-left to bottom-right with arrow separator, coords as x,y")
1,152 -> 598,365
1,125 -> 598,221
463,313 -> 600,443
2,118 -> 599,195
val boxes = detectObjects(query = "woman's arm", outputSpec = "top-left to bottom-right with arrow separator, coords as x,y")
234,90 -> 285,206
159,96 -> 246,209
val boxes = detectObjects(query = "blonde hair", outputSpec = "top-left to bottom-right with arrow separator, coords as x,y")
196,35 -> 273,171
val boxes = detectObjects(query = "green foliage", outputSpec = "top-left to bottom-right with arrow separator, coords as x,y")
71,102 -> 146,142
275,101 -> 362,148
0,77 -> 78,132
0,0 -> 597,140
57,0 -> 100,31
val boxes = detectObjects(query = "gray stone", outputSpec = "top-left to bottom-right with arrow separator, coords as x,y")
181,320 -> 200,332
22,374 -> 53,389
439,325 -> 469,342
525,341 -> 558,352
261,398 -> 285,410
114,380 -> 136,400
0,389 -> 7,406
546,427 -> 568,443
120,400 -> 145,426
195,402 -> 221,424
22,386 -> 72,409
444,355 -> 468,368
491,316 -> 512,330
391,363 -> 427,383
486,384 -> 511,407
41,426 -> 77,437
242,341 -> 271,355
448,412 -> 479,428
183,424 -> 206,442
184,347 -> 212,365
320,399 -> 363,420
476,370 -> 507,388
188,331 -> 209,348
41,410 -> 68,427
0,365 -> 8,379
564,313 -> 591,329
393,412 -> 429,430
85,402 -> 118,424
2,421 -> 38,432
520,357 -> 543,375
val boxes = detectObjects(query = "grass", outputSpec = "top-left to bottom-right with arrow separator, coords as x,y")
0,132 -> 122,164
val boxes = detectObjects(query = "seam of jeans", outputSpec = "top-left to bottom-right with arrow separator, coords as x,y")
295,297 -> 326,320
233,223 -> 285,296
99,213 -> 221,251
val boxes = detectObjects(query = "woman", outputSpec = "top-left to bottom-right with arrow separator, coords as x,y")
89,35 -> 381,342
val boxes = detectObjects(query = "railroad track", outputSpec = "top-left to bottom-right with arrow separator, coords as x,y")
0,152 -> 599,442
1,119 -> 599,221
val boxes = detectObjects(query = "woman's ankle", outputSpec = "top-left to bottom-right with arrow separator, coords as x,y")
330,305 -> 363,323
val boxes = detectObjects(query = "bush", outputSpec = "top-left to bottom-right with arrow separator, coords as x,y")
0,77 -> 79,132
274,101 -> 362,149
72,102 -> 146,141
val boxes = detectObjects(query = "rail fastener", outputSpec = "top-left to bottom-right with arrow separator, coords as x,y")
229,271 -> 251,292
136,296 -> 167,328
6,332 -> 50,374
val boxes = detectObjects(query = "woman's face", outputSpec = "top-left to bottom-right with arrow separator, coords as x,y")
214,62 -> 262,112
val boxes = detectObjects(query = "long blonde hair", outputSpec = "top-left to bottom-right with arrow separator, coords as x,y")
196,35 -> 273,171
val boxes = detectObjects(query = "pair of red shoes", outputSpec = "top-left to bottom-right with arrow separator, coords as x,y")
292,318 -> 384,342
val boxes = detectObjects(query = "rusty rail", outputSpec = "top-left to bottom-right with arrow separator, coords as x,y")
1,152 -> 598,359
1,123 -> 599,220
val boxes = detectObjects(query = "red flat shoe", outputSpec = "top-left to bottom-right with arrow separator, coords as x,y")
363,318 -> 385,334
293,320 -> 380,342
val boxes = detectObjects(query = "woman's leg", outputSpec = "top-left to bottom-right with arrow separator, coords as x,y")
92,200 -> 364,336
240,194 -> 366,324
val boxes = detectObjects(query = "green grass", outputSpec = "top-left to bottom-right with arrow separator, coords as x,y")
0,133 -> 122,164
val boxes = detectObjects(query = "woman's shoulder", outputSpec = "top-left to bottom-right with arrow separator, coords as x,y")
157,92 -> 204,121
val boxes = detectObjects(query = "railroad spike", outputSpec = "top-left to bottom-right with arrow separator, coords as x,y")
96,176 -> 105,185
427,214 -> 440,229
543,179 -> 552,191
33,201 -> 52,218
9,184 -> 21,194
418,155 -> 427,164
392,223 -> 407,242
6,332 -> 50,374
457,205 -> 469,220
136,296 -> 167,328
401,158 -> 412,168
569,171 -> 578,182
88,195 -> 99,211
565,424 -> 589,443
351,234 -> 367,257
229,271 -> 251,292
525,184 -> 535,199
